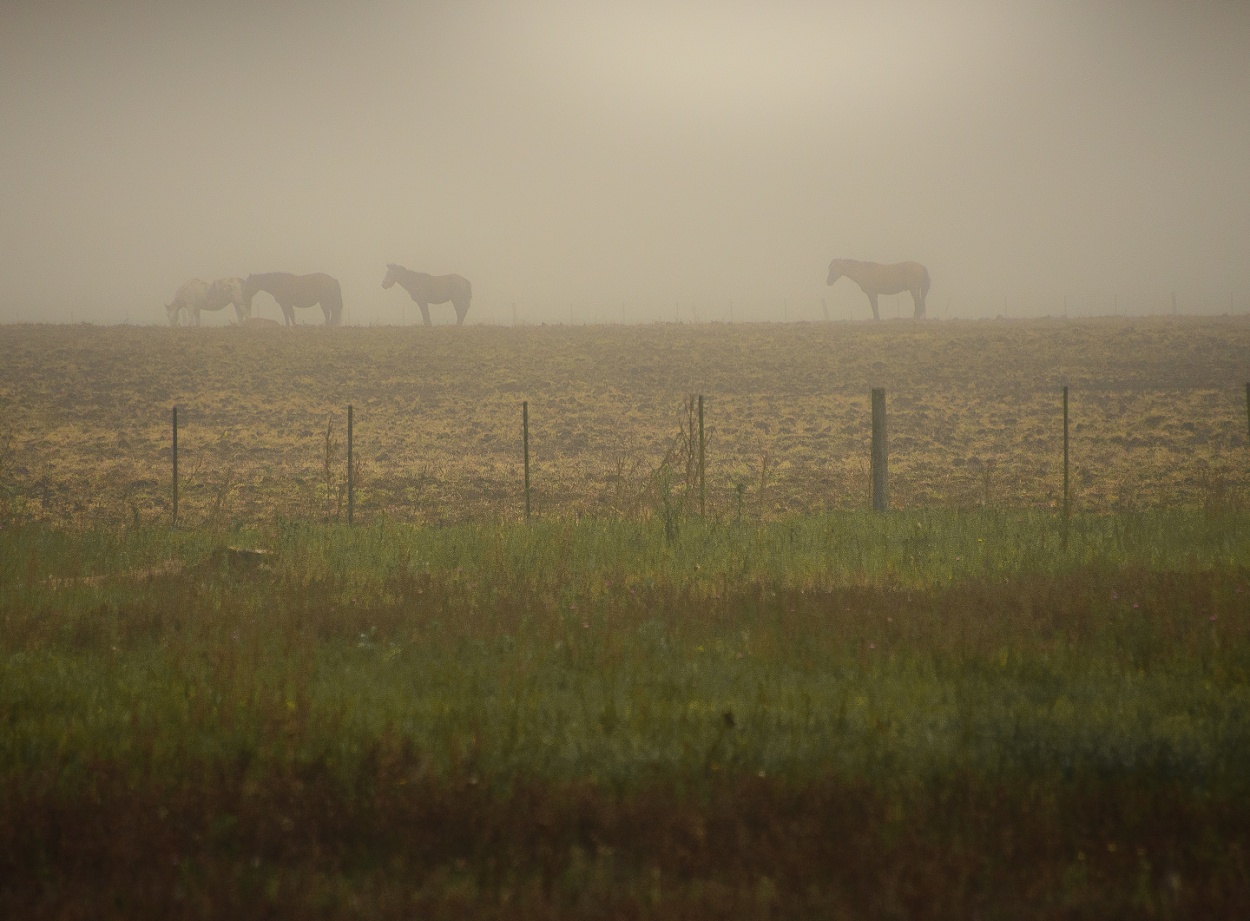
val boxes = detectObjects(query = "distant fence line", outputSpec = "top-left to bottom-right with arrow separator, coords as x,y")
240,289 -> 1248,328
158,384 -> 1250,529
489,288 -> 1248,325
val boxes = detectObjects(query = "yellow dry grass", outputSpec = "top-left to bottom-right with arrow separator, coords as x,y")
1,316 -> 1247,526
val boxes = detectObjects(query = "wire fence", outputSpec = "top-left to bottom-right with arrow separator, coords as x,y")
2,322 -> 1248,530
5,386 -> 1247,532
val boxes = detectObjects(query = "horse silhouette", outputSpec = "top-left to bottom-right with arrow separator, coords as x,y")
383,264 -> 472,325
242,272 -> 342,326
165,277 -> 250,326
826,259 -> 929,320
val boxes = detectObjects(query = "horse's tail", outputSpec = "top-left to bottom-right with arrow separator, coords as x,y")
921,264 -> 931,296
327,279 -> 344,325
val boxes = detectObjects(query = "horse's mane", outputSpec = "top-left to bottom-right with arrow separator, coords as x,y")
389,263 -> 425,278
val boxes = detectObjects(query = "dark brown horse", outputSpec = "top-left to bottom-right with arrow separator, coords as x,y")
382,264 -> 472,325
242,273 -> 343,326
826,259 -> 929,320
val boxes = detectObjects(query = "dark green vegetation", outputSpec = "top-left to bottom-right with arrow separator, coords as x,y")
3,512 -> 1249,918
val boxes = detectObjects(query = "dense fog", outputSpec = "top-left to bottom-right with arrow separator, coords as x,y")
2,0 -> 1248,325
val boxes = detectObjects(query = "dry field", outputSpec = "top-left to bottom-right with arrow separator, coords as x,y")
1,316 -> 1248,526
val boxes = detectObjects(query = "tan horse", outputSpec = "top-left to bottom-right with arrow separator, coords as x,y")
382,263 -> 472,325
826,259 -> 929,320
242,272 -> 343,326
165,277 -> 251,326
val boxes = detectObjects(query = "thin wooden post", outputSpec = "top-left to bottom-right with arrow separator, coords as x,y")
1245,382 -> 1250,448
1063,386 -> 1070,519
171,406 -> 178,527
347,404 -> 354,525
871,388 -> 888,512
697,394 -> 706,516
522,401 -> 531,520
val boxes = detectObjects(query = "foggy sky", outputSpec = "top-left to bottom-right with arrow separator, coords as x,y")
2,0 -> 1248,324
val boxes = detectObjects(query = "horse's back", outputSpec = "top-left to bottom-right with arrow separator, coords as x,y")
446,273 -> 471,300
307,273 -> 342,306
216,276 -> 245,297
415,272 -> 470,303
173,278 -> 209,305
306,272 -> 340,291
207,277 -> 245,306
247,271 -> 338,300
869,261 -> 928,294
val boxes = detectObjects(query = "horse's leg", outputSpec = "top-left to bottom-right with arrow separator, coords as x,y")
281,302 -> 295,326
418,301 -> 433,326
867,292 -> 880,321
192,307 -> 201,326
912,288 -> 926,320
454,298 -> 467,325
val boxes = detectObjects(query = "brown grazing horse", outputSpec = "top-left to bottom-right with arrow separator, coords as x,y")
242,272 -> 343,326
382,264 -> 472,325
826,259 -> 930,320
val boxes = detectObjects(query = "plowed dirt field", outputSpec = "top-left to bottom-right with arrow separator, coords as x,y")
2,317 -> 1248,526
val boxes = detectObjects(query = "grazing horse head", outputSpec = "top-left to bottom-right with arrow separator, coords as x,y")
382,264 -> 401,290
165,278 -> 209,326
826,259 -> 850,286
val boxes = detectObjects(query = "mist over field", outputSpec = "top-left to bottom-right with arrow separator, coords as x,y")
2,0 -> 1249,325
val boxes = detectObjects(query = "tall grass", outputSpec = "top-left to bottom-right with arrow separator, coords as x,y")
2,510 -> 1248,917
3,510 -> 1248,783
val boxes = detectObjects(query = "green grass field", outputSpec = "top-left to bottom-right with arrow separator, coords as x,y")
3,509 -> 1249,918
